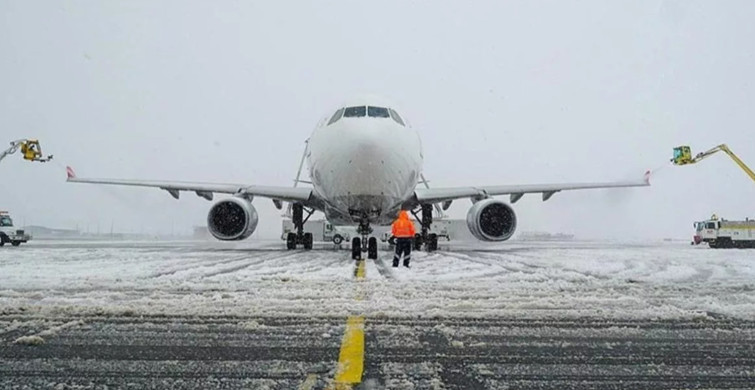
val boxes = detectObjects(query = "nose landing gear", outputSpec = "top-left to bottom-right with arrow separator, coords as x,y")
351,219 -> 378,260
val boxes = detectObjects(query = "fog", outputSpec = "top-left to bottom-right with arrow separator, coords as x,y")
1,1 -> 753,240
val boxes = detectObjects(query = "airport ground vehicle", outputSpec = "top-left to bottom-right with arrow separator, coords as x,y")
0,211 -> 31,247
281,219 -> 352,247
672,144 -> 754,183
693,215 -> 755,248
0,139 -> 53,165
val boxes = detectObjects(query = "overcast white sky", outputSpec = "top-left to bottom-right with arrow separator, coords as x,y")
1,1 -> 753,240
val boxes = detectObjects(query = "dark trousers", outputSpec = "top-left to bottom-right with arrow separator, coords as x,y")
393,238 -> 412,266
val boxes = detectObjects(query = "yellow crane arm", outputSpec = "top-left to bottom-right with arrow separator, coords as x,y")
718,145 -> 755,182
680,144 -> 755,183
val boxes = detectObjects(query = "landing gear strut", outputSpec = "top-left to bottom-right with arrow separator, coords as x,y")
351,219 -> 378,260
412,204 -> 438,252
286,203 -> 314,250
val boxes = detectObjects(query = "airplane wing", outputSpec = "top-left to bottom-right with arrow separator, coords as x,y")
65,166 -> 313,204
413,171 -> 651,205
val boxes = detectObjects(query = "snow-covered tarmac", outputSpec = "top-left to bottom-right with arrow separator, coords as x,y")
1,240 -> 753,320
2,240 -> 755,389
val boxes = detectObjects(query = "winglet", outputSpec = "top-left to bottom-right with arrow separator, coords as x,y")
66,166 -> 76,181
644,170 -> 651,185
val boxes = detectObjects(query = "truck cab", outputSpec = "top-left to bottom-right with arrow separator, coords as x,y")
0,211 -> 31,247
693,219 -> 719,245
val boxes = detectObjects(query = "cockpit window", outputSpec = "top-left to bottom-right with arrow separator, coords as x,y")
327,108 -> 344,125
343,106 -> 366,117
389,108 -> 405,126
367,106 -> 390,118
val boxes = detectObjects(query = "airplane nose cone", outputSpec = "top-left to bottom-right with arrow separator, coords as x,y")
310,119 -> 418,215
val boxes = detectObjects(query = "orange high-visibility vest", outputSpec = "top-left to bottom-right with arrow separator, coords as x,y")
391,210 -> 416,238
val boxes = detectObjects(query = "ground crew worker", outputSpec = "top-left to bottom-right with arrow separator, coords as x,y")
391,210 -> 416,268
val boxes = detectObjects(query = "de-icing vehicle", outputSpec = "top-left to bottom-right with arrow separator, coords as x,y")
0,139 -> 53,164
693,215 -> 755,249
0,211 -> 31,247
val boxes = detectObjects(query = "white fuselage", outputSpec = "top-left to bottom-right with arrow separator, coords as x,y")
307,108 -> 423,225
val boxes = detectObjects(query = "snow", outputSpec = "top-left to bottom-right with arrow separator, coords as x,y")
14,335 -> 45,345
1,240 -> 754,320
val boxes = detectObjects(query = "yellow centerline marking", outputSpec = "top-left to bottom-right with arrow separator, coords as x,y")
327,259 -> 367,390
332,315 -> 365,387
354,259 -> 366,279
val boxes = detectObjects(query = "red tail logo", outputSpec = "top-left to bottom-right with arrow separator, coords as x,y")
66,166 -> 76,179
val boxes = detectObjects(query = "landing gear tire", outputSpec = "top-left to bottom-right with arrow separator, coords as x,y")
333,234 -> 344,246
427,233 -> 438,252
0,240 -> 4,247
368,237 -> 378,260
11,241 -> 20,247
286,232 -> 297,250
352,237 -> 362,260
413,234 -> 423,251
303,233 -> 314,250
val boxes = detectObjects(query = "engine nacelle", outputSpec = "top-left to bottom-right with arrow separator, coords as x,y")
466,199 -> 517,242
207,197 -> 259,241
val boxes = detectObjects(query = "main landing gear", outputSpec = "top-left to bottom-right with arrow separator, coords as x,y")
286,203 -> 314,250
412,204 -> 439,252
351,220 -> 378,261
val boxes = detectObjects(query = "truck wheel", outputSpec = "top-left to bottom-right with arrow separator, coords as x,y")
11,241 -> 20,247
333,235 -> 344,245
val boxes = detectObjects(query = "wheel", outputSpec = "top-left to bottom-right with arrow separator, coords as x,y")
286,232 -> 297,250
427,233 -> 438,252
11,241 -> 20,247
0,240 -> 4,247
413,234 -> 423,251
351,237 -> 362,260
303,233 -> 314,250
333,234 -> 344,245
368,237 -> 378,259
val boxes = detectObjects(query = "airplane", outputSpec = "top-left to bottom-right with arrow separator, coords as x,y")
67,95 -> 650,260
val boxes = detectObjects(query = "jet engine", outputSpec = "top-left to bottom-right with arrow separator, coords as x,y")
207,197 -> 259,241
466,199 -> 517,241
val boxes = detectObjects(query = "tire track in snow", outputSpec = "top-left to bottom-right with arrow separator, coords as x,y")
438,251 -> 541,277
199,251 -> 308,279
372,256 -> 395,280
151,254 -> 255,278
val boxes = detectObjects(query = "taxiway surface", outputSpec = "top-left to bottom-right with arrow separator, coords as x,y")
1,240 -> 754,389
